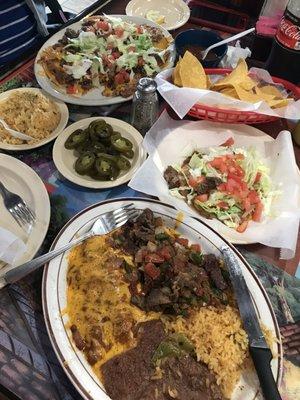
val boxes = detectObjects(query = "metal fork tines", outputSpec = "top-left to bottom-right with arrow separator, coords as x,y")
102,204 -> 138,231
0,181 -> 35,227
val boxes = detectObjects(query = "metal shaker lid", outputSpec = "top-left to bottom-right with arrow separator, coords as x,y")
137,77 -> 157,93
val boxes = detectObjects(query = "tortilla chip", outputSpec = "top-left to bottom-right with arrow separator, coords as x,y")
173,58 -> 182,86
257,84 -> 284,98
206,75 -> 212,89
212,58 -> 248,89
179,51 -> 207,89
267,98 -> 290,108
234,86 -> 262,103
155,37 -> 169,50
219,87 -> 239,99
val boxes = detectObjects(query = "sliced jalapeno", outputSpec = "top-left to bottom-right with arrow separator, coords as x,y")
74,152 -> 95,175
89,121 -> 113,141
91,141 -> 106,153
89,119 -> 106,133
111,132 -> 121,141
111,136 -> 133,153
123,149 -> 134,159
106,145 -> 120,156
65,129 -> 87,149
115,156 -> 131,171
95,154 -> 116,176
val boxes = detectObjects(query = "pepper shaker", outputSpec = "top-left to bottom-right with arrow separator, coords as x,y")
130,77 -> 159,136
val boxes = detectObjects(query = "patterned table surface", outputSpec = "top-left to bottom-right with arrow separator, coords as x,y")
0,57 -> 300,400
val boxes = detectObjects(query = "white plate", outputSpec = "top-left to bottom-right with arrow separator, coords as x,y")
0,88 -> 69,151
53,117 -> 146,189
0,154 -> 50,267
34,15 -> 175,106
126,0 -> 190,31
42,197 -> 282,400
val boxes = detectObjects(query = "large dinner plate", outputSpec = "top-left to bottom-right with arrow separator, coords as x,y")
0,154 -> 50,268
0,88 -> 69,151
52,117 -> 146,189
42,197 -> 282,400
125,0 -> 190,31
34,15 -> 175,106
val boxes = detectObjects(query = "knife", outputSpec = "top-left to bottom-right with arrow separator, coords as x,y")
221,246 -> 282,400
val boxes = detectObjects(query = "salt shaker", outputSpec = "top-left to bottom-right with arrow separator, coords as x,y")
130,77 -> 159,136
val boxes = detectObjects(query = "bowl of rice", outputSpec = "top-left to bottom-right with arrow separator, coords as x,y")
0,88 -> 69,151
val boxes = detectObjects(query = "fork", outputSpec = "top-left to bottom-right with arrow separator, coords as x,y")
0,181 -> 35,227
0,203 -> 138,288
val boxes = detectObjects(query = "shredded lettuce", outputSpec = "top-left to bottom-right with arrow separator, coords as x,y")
169,145 -> 281,228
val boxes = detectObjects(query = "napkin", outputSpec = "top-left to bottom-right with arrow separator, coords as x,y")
0,227 -> 26,265
155,68 -> 300,120
129,111 -> 300,259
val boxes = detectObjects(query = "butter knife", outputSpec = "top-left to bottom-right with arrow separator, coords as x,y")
221,245 -> 282,400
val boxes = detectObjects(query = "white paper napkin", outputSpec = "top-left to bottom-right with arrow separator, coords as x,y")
0,227 -> 26,265
129,111 -> 300,259
155,68 -> 300,119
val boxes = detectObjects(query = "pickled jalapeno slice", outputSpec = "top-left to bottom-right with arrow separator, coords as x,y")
111,136 -> 133,153
74,152 -> 95,175
95,154 -> 118,178
123,149 -> 134,159
116,156 -> 131,171
65,129 -> 87,149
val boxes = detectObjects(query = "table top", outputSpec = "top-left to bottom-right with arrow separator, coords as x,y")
0,1 -> 299,399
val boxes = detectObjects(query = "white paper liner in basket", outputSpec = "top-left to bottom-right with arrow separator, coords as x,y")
129,111 -> 300,259
155,68 -> 300,120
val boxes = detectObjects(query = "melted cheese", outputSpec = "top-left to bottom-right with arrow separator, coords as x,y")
66,235 -> 158,380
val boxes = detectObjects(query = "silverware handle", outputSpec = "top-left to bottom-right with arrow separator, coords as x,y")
5,231 -> 93,284
249,347 -> 282,400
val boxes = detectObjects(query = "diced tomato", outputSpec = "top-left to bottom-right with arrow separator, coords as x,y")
144,263 -> 160,279
115,27 -> 124,38
227,172 -> 242,183
226,178 -> 240,193
236,220 -> 248,233
248,190 -> 260,204
122,70 -> 130,83
217,201 -> 229,210
158,247 -> 172,261
115,72 -> 125,85
112,51 -> 121,59
66,84 -> 78,94
195,194 -> 208,202
176,237 -> 189,247
96,20 -> 109,31
144,253 -> 164,264
220,137 -> 234,147
128,45 -> 136,52
136,25 -> 143,34
242,197 -> 251,212
115,69 -> 130,85
218,183 -> 227,192
188,176 -> 205,188
252,202 -> 263,222
190,244 -> 201,252
254,172 -> 262,184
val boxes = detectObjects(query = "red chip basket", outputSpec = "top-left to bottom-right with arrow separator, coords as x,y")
188,69 -> 300,124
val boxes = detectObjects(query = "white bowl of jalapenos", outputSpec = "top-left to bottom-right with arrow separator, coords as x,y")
52,117 -> 146,189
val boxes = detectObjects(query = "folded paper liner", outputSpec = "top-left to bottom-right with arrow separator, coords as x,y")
0,227 -> 26,266
129,111 -> 300,259
155,68 -> 300,119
